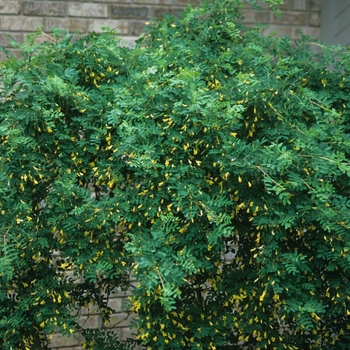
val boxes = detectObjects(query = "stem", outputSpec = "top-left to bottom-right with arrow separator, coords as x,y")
254,165 -> 283,188
298,154 -> 336,163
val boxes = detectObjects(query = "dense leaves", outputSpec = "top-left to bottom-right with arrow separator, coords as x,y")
1,0 -> 350,349
0,30 -> 137,349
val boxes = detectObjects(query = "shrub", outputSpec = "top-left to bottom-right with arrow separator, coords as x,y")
0,29 -> 138,349
1,0 -> 350,349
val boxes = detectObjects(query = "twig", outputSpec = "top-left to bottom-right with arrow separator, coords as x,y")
254,165 -> 283,188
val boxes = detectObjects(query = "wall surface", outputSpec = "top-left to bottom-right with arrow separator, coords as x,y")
320,0 -> 350,46
245,0 -> 321,40
48,285 -> 141,350
0,0 -> 320,52
0,1 -> 321,349
0,0 -> 200,52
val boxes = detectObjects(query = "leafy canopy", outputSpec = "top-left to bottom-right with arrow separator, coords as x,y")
1,0 -> 350,349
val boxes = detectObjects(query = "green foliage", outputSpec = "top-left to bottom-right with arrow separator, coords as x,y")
0,28 -> 135,349
1,0 -> 350,349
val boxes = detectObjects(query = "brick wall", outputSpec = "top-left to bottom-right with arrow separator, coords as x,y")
1,1 -> 320,349
48,287 -> 141,350
0,0 -> 320,52
0,0 -> 200,52
246,0 -> 321,40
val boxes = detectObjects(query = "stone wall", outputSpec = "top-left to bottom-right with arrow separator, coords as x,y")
0,1 -> 321,349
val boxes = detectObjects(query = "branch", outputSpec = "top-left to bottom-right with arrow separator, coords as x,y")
254,165 -> 283,188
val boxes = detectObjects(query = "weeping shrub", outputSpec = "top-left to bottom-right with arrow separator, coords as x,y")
1,1 -> 350,349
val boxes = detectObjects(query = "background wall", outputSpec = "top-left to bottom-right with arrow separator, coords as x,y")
0,0 -> 321,54
49,285 -> 140,350
320,0 -> 350,46
247,0 -> 320,39
0,1 -> 321,349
